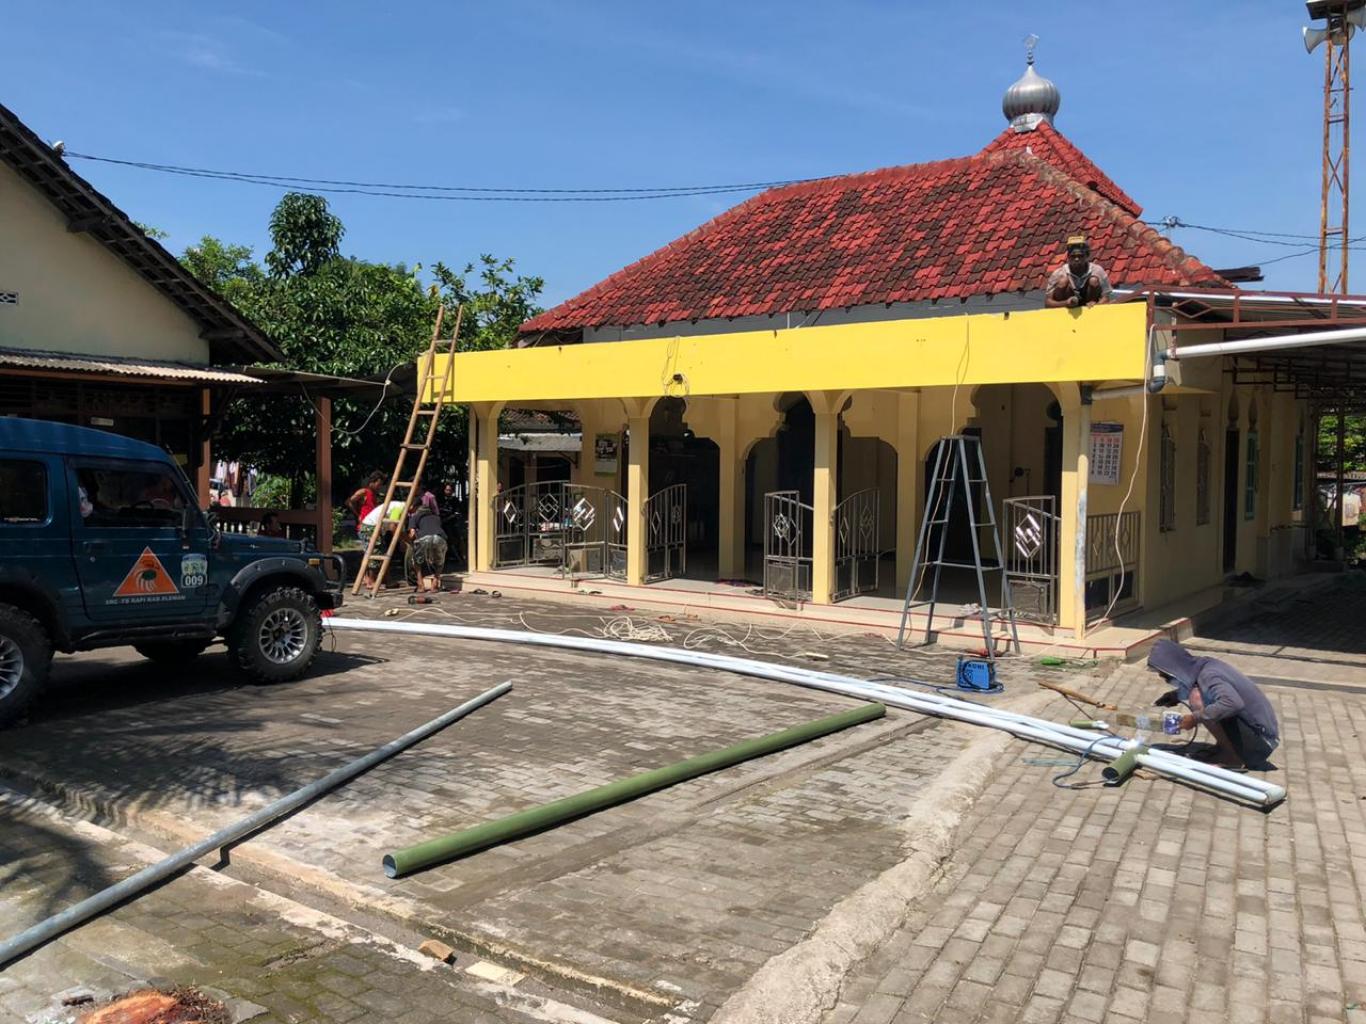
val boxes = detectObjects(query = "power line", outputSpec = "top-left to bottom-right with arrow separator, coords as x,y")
64,150 -> 826,202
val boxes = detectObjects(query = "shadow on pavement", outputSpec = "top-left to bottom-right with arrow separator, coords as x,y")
0,647 -> 386,817
0,808 -> 118,922
1198,572 -> 1366,655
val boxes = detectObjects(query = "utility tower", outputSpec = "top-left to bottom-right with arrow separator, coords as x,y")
1305,1 -> 1366,293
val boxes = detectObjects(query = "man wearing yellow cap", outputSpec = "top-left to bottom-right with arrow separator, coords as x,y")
1044,234 -> 1112,308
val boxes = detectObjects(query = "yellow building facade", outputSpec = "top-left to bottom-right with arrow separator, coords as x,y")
432,301 -> 1316,639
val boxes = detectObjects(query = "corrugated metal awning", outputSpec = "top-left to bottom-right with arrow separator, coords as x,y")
0,347 -> 263,384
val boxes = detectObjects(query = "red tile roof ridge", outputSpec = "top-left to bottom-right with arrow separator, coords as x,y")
519,142 -> 1227,335
980,122 -> 1142,217
1006,151 -> 1227,288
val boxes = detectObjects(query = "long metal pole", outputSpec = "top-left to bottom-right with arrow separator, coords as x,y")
1321,33 -> 1336,294
1166,323 -> 1366,360
326,618 -> 1285,807
1337,406 -> 1348,559
0,681 -> 511,967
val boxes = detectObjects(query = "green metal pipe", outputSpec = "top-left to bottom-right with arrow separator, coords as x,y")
383,701 -> 886,878
1101,744 -> 1147,784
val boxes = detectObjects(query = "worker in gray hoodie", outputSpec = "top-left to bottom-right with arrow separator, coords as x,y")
1147,638 -> 1280,770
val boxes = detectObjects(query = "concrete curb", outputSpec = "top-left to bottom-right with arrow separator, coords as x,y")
710,691 -> 1057,1024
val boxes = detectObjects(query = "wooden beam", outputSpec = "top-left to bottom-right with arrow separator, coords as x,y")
196,388 -> 212,507
316,396 -> 334,554
66,213 -> 109,233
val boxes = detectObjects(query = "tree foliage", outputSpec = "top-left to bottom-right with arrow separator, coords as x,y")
184,192 -> 543,505
1317,411 -> 1366,474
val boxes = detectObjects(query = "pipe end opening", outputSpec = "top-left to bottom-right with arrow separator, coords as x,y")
382,855 -> 399,879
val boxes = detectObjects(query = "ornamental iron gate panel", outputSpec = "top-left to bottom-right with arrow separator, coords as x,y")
1002,495 -> 1059,625
645,483 -> 687,582
833,488 -> 880,601
763,489 -> 813,600
492,482 -> 626,578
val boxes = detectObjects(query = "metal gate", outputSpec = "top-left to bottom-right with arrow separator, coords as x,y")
645,483 -> 686,581
1002,495 -> 1059,625
833,488 -> 880,601
492,482 -> 626,579
763,490 -> 813,600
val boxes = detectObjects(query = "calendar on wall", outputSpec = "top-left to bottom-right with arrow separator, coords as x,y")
1089,422 -> 1124,486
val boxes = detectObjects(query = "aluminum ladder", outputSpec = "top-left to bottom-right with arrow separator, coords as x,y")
351,304 -> 463,598
895,434 -> 1020,657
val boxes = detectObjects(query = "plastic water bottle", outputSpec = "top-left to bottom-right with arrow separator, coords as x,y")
1133,713 -> 1185,736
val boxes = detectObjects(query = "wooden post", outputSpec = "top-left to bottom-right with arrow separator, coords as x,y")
315,396 -> 333,553
196,388 -> 212,507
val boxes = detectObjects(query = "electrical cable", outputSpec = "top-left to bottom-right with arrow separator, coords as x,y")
1098,323 -> 1153,625
1051,733 -> 1114,789
64,150 -> 827,202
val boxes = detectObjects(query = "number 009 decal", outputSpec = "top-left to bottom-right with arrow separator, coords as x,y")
181,554 -> 208,589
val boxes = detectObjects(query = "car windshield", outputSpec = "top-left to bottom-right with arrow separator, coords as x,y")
77,465 -> 186,528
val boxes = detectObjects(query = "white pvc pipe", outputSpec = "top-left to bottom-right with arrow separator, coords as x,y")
326,618 -> 1285,807
1166,324 -> 1366,360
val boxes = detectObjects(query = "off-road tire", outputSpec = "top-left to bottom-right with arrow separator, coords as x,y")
0,603 -> 52,728
227,585 -> 321,684
133,639 -> 212,666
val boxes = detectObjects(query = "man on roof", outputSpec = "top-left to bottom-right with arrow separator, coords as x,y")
1044,234 -> 1112,308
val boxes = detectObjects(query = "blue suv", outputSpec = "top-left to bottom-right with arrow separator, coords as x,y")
0,418 -> 344,725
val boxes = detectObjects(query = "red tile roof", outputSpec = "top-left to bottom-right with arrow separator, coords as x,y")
978,122 -> 1142,217
521,131 -> 1222,336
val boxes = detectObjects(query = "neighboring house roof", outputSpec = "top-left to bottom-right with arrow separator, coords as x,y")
0,103 -> 279,364
0,347 -> 263,384
501,409 -> 581,432
521,127 -> 1221,337
978,122 -> 1142,217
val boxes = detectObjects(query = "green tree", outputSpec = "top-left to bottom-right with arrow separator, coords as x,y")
185,192 -> 543,508
1317,411 -> 1366,474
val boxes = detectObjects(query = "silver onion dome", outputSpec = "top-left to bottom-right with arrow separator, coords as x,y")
1002,36 -> 1060,131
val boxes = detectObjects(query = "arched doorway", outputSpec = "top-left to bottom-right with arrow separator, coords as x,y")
743,394 -> 819,591
648,398 -> 719,580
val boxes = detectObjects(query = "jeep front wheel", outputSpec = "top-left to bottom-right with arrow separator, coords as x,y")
0,603 -> 52,727
227,585 -> 321,683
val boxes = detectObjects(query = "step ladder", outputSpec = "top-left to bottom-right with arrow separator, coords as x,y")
351,304 -> 463,598
895,434 -> 1021,657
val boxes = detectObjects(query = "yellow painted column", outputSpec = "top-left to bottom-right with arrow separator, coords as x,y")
466,413 -> 478,572
1057,391 -> 1091,637
811,407 -> 840,605
717,399 -> 745,578
895,390 -> 922,592
626,413 -> 650,585
473,401 -> 503,572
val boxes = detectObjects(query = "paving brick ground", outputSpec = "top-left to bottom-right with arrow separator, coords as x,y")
819,654 -> 1366,1024
2,592 -> 1083,1019
0,795 -> 617,1024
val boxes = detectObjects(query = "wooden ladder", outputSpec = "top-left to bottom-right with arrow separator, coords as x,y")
351,304 -> 463,598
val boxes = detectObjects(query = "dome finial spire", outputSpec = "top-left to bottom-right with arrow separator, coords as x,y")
1003,34 -> 1060,132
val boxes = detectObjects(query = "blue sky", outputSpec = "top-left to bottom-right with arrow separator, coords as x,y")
2,2 -> 1346,306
